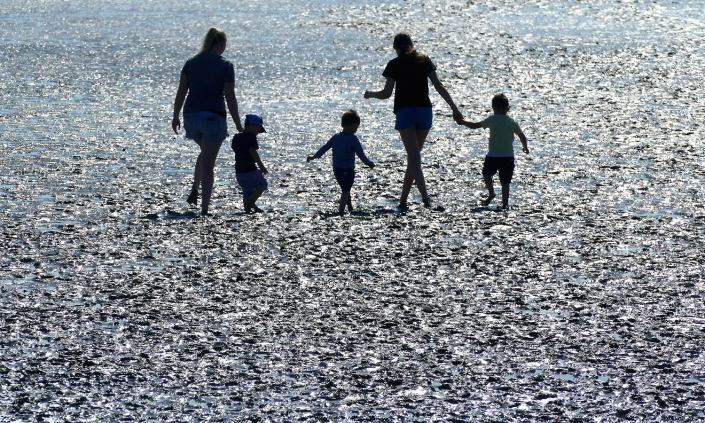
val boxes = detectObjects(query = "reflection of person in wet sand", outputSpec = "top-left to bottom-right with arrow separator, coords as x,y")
456,94 -> 529,209
172,27 -> 244,215
307,110 -> 375,215
365,33 -> 462,210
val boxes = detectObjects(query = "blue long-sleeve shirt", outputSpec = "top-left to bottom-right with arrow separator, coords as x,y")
313,132 -> 372,169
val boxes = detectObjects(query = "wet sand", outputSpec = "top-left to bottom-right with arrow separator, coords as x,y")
1,0 -> 704,420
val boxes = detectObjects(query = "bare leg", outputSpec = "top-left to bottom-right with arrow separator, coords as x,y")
398,128 -> 430,204
244,187 -> 265,213
501,183 -> 510,208
339,191 -> 351,214
191,140 -> 203,192
483,174 -> 496,206
187,140 -> 203,205
199,140 -> 223,214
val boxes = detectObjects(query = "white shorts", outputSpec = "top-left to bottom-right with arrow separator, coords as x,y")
183,111 -> 228,142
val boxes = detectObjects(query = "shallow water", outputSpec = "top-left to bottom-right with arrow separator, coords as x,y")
1,0 -> 704,421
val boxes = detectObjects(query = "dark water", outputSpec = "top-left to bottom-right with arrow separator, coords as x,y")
1,0 -> 704,421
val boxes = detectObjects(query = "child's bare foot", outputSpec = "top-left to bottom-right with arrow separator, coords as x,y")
483,193 -> 496,206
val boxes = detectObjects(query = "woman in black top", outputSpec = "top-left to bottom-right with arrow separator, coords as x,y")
172,27 -> 244,215
365,33 -> 461,209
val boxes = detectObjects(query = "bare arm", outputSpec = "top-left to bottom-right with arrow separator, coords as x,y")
364,77 -> 395,100
459,120 -> 483,129
250,148 -> 268,175
519,133 -> 529,154
429,71 -> 462,121
224,82 -> 244,133
172,73 -> 189,134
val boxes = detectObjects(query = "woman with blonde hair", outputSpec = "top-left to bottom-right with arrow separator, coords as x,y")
365,33 -> 461,210
172,27 -> 244,215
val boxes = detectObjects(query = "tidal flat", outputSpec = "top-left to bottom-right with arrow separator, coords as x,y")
1,0 -> 704,421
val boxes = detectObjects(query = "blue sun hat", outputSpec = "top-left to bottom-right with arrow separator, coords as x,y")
245,113 -> 266,133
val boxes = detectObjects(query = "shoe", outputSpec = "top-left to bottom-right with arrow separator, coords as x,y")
397,202 -> 409,211
187,189 -> 198,205
251,205 -> 264,213
422,198 -> 432,208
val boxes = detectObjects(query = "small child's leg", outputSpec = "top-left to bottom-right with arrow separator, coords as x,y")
501,183 -> 510,208
483,174 -> 496,206
347,193 -> 353,212
244,187 -> 265,213
339,191 -> 351,215
243,197 -> 250,213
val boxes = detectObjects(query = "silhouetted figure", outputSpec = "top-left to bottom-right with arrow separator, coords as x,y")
365,33 -> 462,210
232,113 -> 269,213
307,110 -> 375,215
172,27 -> 243,215
456,94 -> 529,209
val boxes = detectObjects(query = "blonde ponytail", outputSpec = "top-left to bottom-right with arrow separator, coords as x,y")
199,27 -> 227,54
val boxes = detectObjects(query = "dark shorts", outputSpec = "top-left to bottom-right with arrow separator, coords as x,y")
482,156 -> 515,184
333,167 -> 355,192
395,107 -> 433,130
236,170 -> 268,198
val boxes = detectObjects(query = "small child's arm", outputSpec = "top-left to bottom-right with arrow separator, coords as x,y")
353,139 -> 375,169
457,118 -> 483,129
307,139 -> 333,162
250,148 -> 268,175
519,133 -> 529,154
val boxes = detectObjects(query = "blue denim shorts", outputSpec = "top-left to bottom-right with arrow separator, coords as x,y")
333,167 -> 355,192
183,111 -> 228,142
236,170 -> 268,198
394,107 -> 433,130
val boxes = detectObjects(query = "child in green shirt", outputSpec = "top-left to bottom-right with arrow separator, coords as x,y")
456,94 -> 529,209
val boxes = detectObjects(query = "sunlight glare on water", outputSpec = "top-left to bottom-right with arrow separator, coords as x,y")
1,0 -> 704,421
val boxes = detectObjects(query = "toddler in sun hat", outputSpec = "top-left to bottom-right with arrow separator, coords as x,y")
231,113 -> 269,213
306,109 -> 375,215
455,94 -> 529,209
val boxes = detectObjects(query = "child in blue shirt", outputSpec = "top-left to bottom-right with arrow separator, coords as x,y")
232,113 -> 269,213
307,110 -> 375,214
456,94 -> 529,209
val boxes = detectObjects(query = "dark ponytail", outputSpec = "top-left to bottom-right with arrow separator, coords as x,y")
393,33 -> 427,63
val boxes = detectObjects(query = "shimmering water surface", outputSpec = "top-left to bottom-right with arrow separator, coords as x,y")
2,0 -> 704,421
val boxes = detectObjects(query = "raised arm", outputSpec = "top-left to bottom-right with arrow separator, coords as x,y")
364,77 -> 395,100
308,138 -> 333,162
429,71 -> 462,121
172,73 -> 189,134
224,82 -> 244,132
